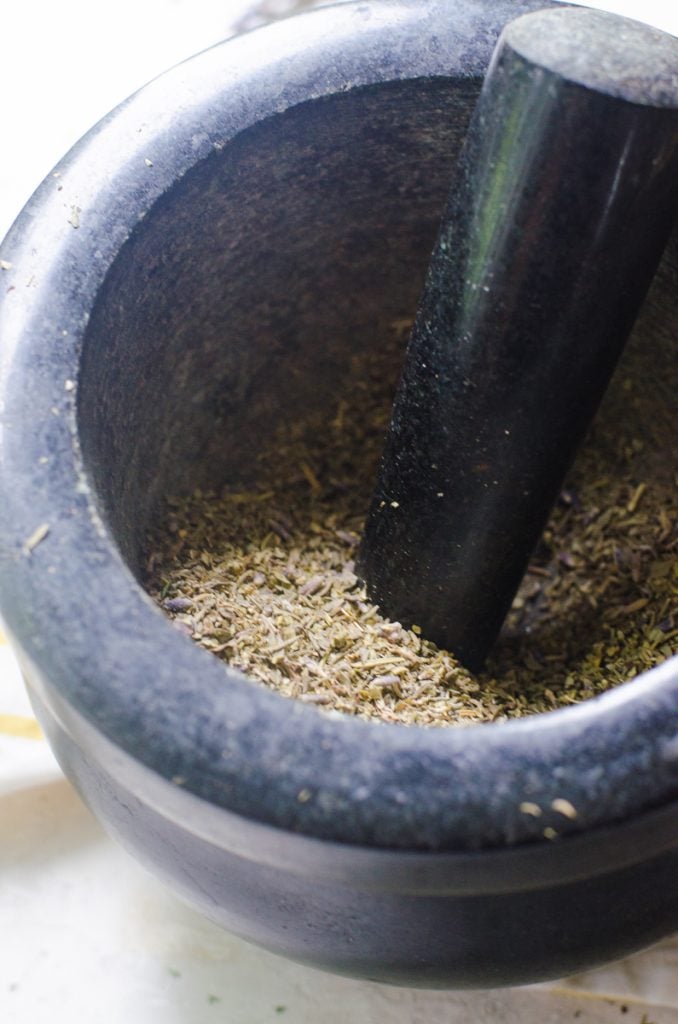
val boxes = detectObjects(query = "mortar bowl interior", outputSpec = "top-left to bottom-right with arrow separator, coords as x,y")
78,75 -> 474,573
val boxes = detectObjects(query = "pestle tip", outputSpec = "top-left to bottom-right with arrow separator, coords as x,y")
505,7 -> 678,108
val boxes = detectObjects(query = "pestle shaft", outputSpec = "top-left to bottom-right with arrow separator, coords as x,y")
357,7 -> 678,671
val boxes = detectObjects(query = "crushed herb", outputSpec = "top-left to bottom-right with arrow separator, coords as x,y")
146,318 -> 676,726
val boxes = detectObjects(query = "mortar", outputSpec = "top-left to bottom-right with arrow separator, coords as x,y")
0,0 -> 676,988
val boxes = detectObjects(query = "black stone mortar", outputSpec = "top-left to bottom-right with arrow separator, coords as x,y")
0,0 -> 676,988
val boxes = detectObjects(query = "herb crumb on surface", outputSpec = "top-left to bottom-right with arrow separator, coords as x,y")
23,522 -> 50,556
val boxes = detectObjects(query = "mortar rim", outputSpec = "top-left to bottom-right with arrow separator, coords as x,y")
0,0 -> 676,853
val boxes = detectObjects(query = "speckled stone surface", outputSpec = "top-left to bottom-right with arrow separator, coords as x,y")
0,0 -> 676,986
511,6 -> 678,105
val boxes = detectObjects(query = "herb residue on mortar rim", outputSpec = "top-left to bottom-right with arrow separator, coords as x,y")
146,319 -> 677,727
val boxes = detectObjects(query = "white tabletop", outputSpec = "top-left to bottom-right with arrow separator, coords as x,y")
1,2 -> 676,1021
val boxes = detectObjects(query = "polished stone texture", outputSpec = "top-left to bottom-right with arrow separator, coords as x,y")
359,7 -> 678,669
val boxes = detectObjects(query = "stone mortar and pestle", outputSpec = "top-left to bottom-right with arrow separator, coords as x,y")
0,0 -> 676,988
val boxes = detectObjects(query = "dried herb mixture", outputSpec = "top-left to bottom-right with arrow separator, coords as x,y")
146,320 -> 676,726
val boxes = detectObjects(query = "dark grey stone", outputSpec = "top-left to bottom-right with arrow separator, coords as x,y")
358,5 -> 678,668
0,0 -> 676,987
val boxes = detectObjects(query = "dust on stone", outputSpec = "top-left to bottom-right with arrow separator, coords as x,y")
146,319 -> 676,727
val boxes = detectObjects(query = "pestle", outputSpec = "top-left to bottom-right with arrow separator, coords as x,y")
357,6 -> 678,672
